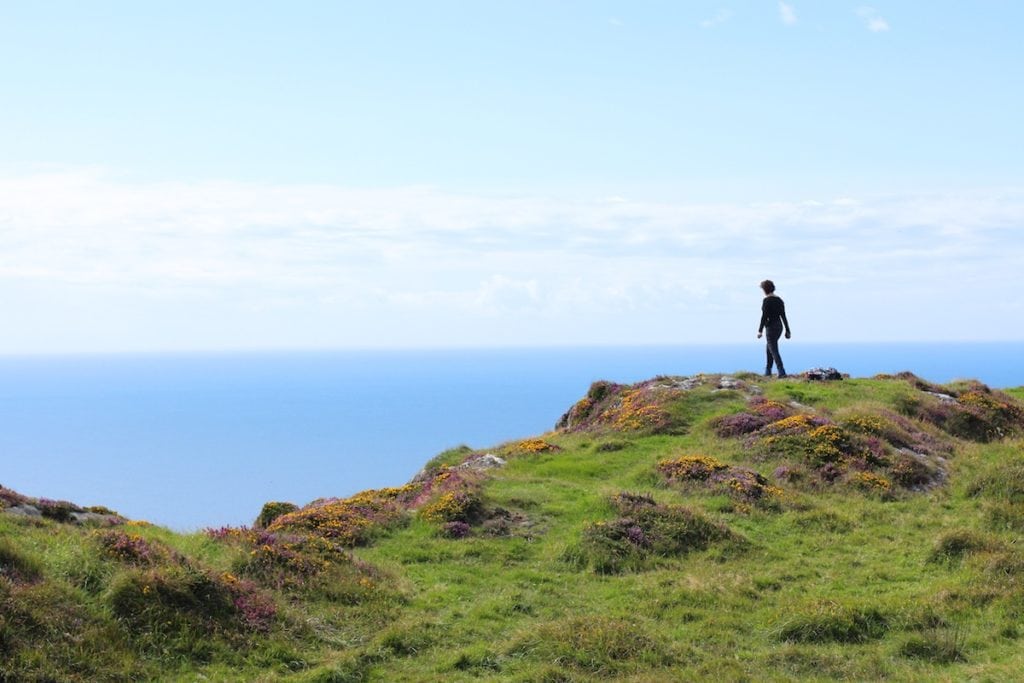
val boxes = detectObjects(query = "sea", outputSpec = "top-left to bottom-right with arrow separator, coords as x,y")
1,343 -> 1021,531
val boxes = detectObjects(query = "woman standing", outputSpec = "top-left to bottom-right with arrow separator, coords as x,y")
757,280 -> 791,378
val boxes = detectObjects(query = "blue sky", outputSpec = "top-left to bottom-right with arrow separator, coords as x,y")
1,2 -> 1022,352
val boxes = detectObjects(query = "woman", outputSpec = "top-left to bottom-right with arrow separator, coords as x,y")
757,280 -> 791,378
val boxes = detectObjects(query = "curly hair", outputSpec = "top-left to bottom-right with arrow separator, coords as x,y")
760,279 -> 776,294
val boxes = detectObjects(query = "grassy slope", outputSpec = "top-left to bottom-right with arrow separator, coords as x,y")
3,375 -> 1024,682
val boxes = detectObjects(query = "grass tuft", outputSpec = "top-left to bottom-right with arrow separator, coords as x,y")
777,601 -> 890,644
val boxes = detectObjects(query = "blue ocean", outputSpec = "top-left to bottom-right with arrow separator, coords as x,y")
1,343 -> 1021,530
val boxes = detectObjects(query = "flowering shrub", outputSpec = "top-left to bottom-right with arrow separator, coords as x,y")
573,493 -> 735,573
840,414 -> 888,435
556,380 -> 623,430
0,485 -> 30,509
806,425 -> 851,465
510,438 -> 561,455
205,525 -> 385,600
955,390 -> 1024,440
105,564 -> 277,645
712,412 -> 768,438
95,530 -> 164,565
255,501 -> 299,529
750,398 -> 793,422
420,490 -> 483,524
760,414 -> 831,437
659,456 -> 783,509
442,521 -> 472,539
715,401 -> 956,495
895,380 -> 1024,442
267,484 -> 421,546
556,378 -> 687,434
890,453 -> 938,489
221,573 -> 277,632
609,389 -> 673,432
713,468 -> 785,507
657,455 -> 729,481
850,471 -> 892,493
36,498 -> 77,523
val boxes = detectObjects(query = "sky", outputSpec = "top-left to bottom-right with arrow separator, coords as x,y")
1,1 -> 1022,353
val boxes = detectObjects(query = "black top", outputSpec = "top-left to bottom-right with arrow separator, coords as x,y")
759,295 -> 790,333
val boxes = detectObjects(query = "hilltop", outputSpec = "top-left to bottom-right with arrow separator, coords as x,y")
3,371 -> 1024,681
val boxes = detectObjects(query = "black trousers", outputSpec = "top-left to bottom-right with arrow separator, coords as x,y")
765,322 -> 786,376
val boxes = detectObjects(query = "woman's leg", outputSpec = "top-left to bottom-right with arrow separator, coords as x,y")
766,325 -> 786,377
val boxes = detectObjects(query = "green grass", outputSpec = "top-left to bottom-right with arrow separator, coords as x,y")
3,374 -> 1024,680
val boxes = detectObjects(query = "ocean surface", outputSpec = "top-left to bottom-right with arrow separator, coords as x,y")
1,343 -> 1022,530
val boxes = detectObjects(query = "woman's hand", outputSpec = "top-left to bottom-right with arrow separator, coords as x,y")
785,331 -> 791,339
757,331 -> 763,339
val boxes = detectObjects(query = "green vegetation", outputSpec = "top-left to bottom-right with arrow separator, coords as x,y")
3,372 -> 1024,680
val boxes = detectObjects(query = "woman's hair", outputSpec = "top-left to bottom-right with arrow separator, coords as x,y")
760,279 -> 776,294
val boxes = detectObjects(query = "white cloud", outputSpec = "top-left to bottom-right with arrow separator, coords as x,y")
778,2 -> 797,25
856,6 -> 890,32
0,169 -> 1021,350
700,9 -> 734,29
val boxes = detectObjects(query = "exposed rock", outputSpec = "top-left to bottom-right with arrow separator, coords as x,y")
69,511 -> 122,526
923,391 -> 957,404
454,454 -> 506,472
5,504 -> 42,518
804,367 -> 845,381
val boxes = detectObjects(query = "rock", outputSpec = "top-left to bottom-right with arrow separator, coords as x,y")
923,391 -> 957,404
455,454 -> 507,472
718,377 -> 742,390
804,367 -> 844,381
5,504 -> 42,517
69,511 -> 122,526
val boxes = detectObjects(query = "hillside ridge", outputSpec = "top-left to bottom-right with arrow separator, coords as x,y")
4,370 -> 1024,681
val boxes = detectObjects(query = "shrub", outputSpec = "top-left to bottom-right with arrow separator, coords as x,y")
576,495 -> 735,573
510,439 -> 561,456
208,527 -> 381,599
556,379 -> 687,434
36,498 -> 78,523
777,601 -> 889,643
659,456 -> 783,508
419,490 -> 483,524
95,530 -> 165,565
255,501 -> 299,529
268,485 -> 420,546
849,471 -> 891,494
657,455 -> 729,481
106,567 -> 231,652
441,521 -> 472,539
105,564 -> 276,648
712,412 -> 768,438
890,453 -> 938,489
750,398 -> 793,422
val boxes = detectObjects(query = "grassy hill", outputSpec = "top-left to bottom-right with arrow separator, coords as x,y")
4,371 -> 1024,681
